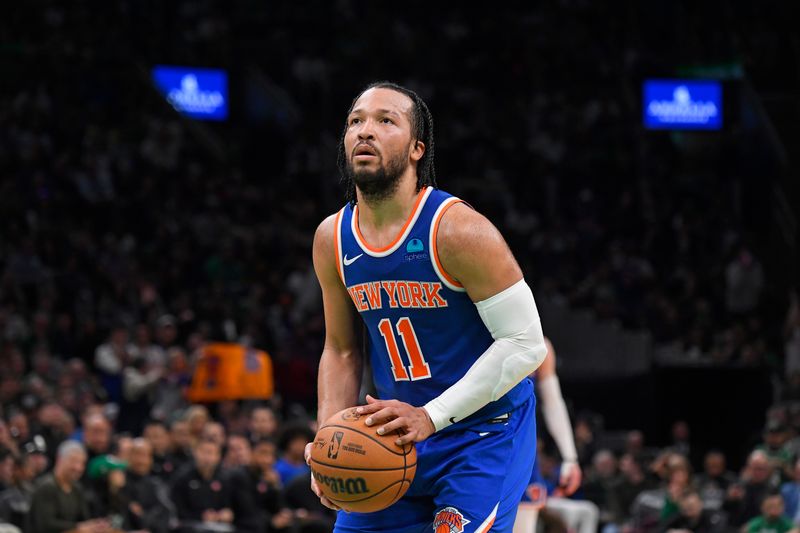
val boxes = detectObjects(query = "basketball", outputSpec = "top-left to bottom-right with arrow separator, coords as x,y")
309,406 -> 417,513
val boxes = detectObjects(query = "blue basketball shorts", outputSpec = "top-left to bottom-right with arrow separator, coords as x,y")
333,394 -> 537,533
519,450 -> 548,508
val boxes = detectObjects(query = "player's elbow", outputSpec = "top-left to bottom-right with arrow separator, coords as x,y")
510,316 -> 547,372
490,332 -> 547,401
525,338 -> 548,373
512,334 -> 547,377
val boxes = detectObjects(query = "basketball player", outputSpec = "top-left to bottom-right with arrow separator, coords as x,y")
514,338 -> 588,533
305,81 -> 548,532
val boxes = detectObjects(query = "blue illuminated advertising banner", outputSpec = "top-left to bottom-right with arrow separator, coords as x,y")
152,66 -> 228,121
643,80 -> 722,130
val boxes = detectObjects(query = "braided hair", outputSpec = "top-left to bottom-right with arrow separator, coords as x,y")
337,81 -> 437,205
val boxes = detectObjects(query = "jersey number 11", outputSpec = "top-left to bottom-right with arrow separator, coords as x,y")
378,317 -> 432,381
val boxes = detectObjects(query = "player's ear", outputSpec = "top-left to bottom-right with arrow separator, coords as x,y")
410,140 -> 425,163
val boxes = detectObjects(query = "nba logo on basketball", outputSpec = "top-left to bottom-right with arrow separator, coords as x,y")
328,431 -> 344,459
433,507 -> 470,533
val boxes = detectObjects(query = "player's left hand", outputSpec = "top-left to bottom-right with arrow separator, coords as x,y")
358,394 -> 435,445
558,460 -> 582,496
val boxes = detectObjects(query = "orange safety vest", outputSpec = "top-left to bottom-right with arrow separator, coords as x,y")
187,343 -> 274,402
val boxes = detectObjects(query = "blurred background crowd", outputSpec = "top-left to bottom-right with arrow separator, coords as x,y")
1,0 -> 799,532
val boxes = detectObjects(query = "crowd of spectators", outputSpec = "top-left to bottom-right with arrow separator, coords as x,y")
0,400 -> 332,532
1,1 -> 799,532
535,403 -> 800,533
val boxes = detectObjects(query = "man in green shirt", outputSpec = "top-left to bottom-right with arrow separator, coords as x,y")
745,493 -> 795,533
29,441 -> 111,533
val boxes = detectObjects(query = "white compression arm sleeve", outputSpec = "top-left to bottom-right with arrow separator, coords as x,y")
537,374 -> 578,462
424,279 -> 547,431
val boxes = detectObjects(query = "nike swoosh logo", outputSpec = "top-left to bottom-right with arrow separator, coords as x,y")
449,417 -> 457,425
479,432 -> 490,437
343,253 -> 363,266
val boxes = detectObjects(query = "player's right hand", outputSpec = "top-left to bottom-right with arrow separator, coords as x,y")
305,442 -> 342,512
558,460 -> 583,496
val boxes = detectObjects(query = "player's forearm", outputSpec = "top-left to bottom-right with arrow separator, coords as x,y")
538,374 -> 578,461
424,279 -> 547,431
317,346 -> 362,425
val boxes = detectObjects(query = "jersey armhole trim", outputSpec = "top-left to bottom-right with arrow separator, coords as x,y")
429,197 -> 467,292
333,208 -> 346,286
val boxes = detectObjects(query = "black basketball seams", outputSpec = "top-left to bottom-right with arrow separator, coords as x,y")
310,459 -> 417,472
320,424 -> 415,456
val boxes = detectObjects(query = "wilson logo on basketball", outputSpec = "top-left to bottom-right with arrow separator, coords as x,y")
312,470 -> 369,495
433,507 -> 470,533
328,431 -> 344,459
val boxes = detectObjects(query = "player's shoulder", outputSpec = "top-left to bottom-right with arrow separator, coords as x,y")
313,211 -> 343,272
314,211 -> 342,250
434,197 -> 522,300
436,201 -> 506,256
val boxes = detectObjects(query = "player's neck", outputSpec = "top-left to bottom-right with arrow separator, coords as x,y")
356,174 -> 420,230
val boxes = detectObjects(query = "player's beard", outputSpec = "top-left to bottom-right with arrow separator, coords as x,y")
347,146 -> 409,204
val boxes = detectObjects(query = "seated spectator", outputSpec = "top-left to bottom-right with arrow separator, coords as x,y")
122,438 -> 171,533
780,459 -> 800,519
130,323 -> 166,368
120,356 -> 163,435
248,407 -> 278,443
275,424 -> 313,487
659,456 -> 693,524
615,453 -> 655,524
150,347 -> 191,422
574,417 -> 597,469
143,420 -> 176,478
85,454 -> 128,527
29,441 -> 111,533
582,449 -> 619,524
224,435 -> 252,469
757,421 -> 794,482
696,450 -> 737,510
202,422 -> 226,448
0,453 -> 38,530
38,404 -> 72,465
81,414 -> 112,464
246,439 -> 292,532
168,419 -> 193,473
630,453 -> 692,533
94,326 -> 133,404
112,436 -> 133,465
625,431 -> 658,463
659,491 -> 724,533
724,450 -> 779,527
185,406 -> 210,445
170,439 -> 254,533
667,421 -> 691,460
21,436 -> 49,478
744,493 -> 794,533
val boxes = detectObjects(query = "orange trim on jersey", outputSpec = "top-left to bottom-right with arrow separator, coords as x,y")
478,516 -> 496,533
353,187 -> 428,253
333,209 -> 345,285
431,199 -> 465,288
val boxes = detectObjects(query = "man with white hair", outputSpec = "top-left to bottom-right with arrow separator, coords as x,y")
724,449 -> 779,528
29,441 -> 110,533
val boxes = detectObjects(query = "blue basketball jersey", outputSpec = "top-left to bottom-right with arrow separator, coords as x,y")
334,186 -> 533,429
